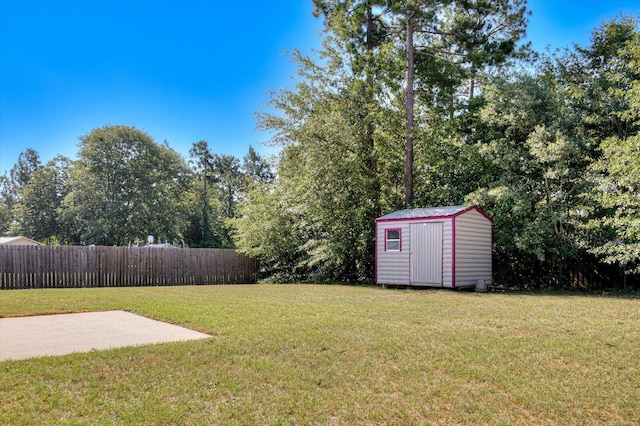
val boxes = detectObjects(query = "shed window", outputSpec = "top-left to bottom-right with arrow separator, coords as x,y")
385,229 -> 401,251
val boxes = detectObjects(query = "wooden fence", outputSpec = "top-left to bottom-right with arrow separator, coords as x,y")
0,245 -> 257,289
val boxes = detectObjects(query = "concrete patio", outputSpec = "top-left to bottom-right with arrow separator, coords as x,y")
0,310 -> 211,361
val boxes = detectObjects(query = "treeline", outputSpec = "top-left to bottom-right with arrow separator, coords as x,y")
231,1 -> 638,289
0,125 -> 273,249
2,1 -> 639,290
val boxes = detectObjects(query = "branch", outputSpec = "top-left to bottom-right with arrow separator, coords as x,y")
414,28 -> 457,37
414,47 -> 465,58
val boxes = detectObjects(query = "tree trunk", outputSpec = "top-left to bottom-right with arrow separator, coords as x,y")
469,75 -> 475,100
366,2 -> 374,52
365,3 -> 380,216
365,3 -> 381,280
405,14 -> 415,208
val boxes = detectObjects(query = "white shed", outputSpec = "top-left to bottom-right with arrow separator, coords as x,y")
375,205 -> 492,289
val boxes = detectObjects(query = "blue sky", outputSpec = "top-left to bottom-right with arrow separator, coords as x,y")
1,0 -> 639,174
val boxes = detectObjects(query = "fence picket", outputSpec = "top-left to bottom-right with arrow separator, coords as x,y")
0,246 -> 256,290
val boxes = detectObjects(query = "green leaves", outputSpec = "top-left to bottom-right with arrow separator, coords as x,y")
13,156 -> 70,242
184,141 -> 272,249
60,125 -> 191,246
591,134 -> 640,274
467,17 -> 640,286
582,23 -> 640,276
1,7 -> 637,288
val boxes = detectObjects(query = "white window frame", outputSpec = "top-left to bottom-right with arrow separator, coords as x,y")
385,228 -> 401,252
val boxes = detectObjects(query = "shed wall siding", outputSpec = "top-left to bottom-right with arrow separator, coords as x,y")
454,209 -> 492,287
442,220 -> 453,288
376,222 -> 410,285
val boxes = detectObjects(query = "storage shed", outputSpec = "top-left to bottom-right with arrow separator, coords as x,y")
375,205 -> 492,289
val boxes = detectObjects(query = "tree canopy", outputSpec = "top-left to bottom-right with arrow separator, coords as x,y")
2,126 -> 272,249
59,125 -> 191,246
1,3 -> 638,290
234,5 -> 639,289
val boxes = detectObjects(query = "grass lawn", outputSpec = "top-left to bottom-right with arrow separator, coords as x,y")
1,284 -> 639,425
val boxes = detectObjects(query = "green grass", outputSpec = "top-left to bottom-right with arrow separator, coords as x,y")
1,285 -> 639,425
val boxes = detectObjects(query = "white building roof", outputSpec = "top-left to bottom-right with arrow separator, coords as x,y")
0,236 -> 42,245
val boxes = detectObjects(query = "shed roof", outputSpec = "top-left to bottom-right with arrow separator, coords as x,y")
377,205 -> 473,221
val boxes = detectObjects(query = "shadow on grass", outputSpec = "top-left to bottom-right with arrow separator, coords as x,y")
485,286 -> 640,299
376,282 -> 640,299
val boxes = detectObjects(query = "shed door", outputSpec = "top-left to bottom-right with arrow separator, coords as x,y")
410,222 -> 443,285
